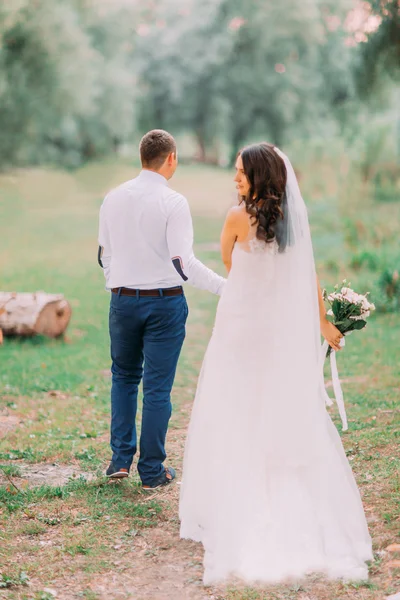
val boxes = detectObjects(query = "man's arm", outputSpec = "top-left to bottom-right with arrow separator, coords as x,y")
166,195 -> 226,295
98,203 -> 111,284
97,245 -> 104,268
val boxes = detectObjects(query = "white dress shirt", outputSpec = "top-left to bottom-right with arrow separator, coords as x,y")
98,170 -> 225,295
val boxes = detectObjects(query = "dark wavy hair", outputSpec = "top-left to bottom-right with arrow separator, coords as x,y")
239,142 -> 288,251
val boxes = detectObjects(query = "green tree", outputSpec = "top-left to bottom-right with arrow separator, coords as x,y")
357,0 -> 400,94
0,0 -> 96,166
136,0 -> 358,164
0,0 -> 139,168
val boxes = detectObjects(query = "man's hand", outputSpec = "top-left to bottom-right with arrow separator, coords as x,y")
321,318 -> 343,352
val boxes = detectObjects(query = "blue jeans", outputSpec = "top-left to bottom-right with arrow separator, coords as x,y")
109,290 -> 188,485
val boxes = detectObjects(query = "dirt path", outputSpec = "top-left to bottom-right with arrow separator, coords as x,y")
91,429 -> 209,600
107,430 -> 213,600
45,428 -> 213,600
1,404 -> 397,600
53,427 -> 392,600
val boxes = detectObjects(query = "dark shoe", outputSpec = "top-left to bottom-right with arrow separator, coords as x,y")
142,466 -> 175,490
106,461 -> 129,479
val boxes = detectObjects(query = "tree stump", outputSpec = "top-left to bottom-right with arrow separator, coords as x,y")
0,292 -> 72,339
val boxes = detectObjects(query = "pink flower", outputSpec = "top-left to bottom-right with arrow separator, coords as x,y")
228,17 -> 246,31
275,63 -> 286,74
136,24 -> 150,37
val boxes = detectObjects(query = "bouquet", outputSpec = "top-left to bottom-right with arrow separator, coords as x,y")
323,280 -> 375,356
320,280 -> 375,431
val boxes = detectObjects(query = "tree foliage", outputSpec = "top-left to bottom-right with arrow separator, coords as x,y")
0,0 -> 396,168
0,0 -> 138,167
356,0 -> 400,95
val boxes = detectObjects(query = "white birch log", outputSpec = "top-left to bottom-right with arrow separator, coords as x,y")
0,292 -> 72,338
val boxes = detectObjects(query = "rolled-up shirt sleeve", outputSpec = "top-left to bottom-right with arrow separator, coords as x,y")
98,201 -> 111,285
166,195 -> 226,296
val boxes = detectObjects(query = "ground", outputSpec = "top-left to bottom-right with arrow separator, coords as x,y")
0,159 -> 399,599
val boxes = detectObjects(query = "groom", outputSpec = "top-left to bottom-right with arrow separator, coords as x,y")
98,130 -> 225,489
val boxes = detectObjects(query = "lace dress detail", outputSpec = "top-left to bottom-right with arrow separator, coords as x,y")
237,217 -> 279,256
248,236 -> 278,255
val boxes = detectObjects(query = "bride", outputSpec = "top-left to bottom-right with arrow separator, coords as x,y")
179,143 -> 373,586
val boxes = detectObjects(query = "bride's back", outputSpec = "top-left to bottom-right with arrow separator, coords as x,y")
226,206 -> 279,297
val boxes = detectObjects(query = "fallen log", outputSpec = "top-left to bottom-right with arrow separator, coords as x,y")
0,292 -> 72,338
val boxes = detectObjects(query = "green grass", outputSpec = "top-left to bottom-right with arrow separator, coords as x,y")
0,464 -> 22,478
0,158 -> 399,599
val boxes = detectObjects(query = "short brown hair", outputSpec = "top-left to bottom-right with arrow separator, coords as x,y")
139,129 -> 176,169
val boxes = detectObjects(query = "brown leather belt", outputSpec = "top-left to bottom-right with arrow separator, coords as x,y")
111,286 -> 183,297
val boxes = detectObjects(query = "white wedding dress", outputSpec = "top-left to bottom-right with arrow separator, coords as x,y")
179,150 -> 373,586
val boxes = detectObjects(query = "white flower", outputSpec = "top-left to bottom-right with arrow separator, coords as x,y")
360,296 -> 376,314
343,287 -> 368,306
327,283 -> 375,324
341,287 -> 349,294
328,292 -> 344,303
350,313 -> 368,320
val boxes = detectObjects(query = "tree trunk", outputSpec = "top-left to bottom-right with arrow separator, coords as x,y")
229,123 -> 249,167
0,292 -> 72,338
195,129 -> 207,163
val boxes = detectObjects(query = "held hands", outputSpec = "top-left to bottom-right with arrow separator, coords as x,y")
320,318 -> 343,352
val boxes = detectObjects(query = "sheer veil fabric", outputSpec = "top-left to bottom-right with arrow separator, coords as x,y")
179,148 -> 373,585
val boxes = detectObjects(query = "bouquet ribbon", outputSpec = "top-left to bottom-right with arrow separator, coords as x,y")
320,337 -> 348,431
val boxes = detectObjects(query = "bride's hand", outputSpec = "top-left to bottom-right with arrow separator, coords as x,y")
320,318 -> 343,352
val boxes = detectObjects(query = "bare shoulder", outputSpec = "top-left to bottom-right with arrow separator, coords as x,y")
223,204 -> 250,241
225,203 -> 247,223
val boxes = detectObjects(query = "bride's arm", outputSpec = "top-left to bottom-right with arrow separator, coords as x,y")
220,208 -> 240,273
317,276 -> 343,351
